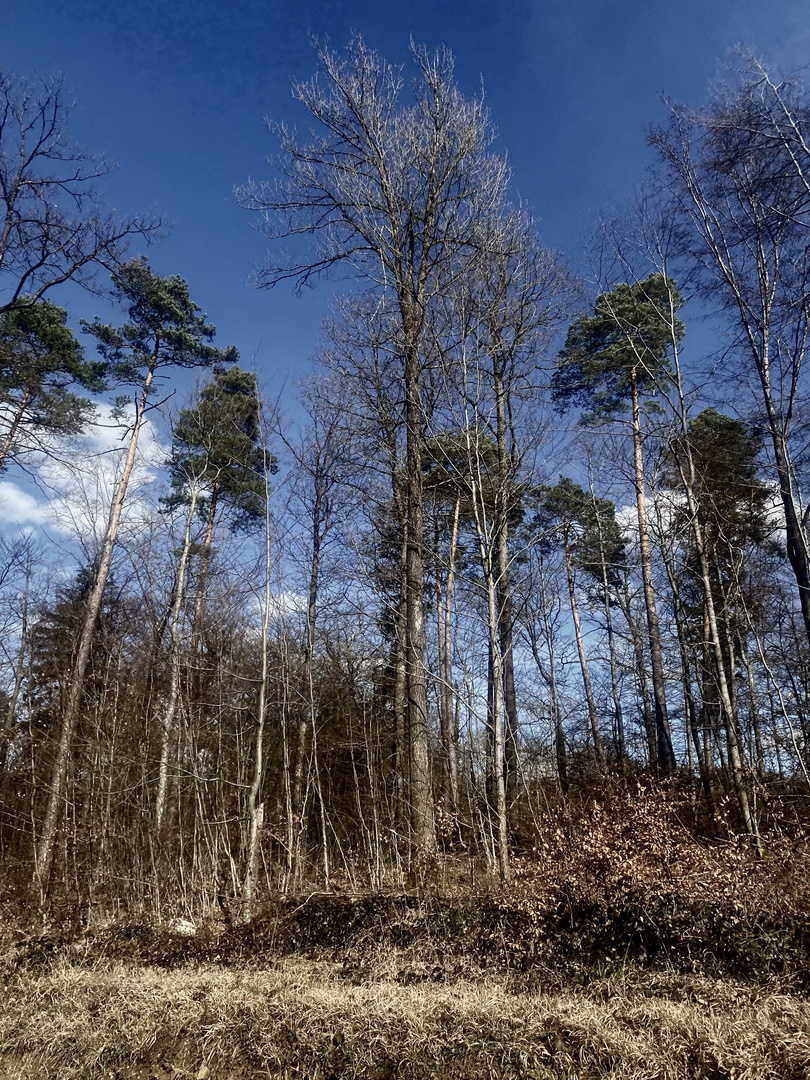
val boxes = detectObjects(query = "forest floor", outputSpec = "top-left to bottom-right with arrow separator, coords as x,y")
1,889 -> 810,1079
4,788 -> 810,1076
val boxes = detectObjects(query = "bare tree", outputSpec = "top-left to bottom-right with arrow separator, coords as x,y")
280,375 -> 355,889
240,36 -> 510,864
440,211 -> 576,796
651,60 -> 810,652
241,441 -> 276,921
0,73 -> 157,314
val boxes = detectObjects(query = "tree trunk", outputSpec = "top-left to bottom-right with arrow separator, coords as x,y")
493,357 -> 519,799
0,389 -> 30,472
437,495 -> 460,814
155,484 -> 200,835
594,511 -> 625,767
392,498 -> 410,858
563,541 -> 605,766
485,572 -> 510,881
191,481 -> 219,653
630,369 -> 675,774
403,327 -> 436,866
291,474 -> 325,887
527,615 -> 567,794
497,530 -> 519,799
618,581 -> 657,769
661,533 -> 718,826
35,364 -> 156,896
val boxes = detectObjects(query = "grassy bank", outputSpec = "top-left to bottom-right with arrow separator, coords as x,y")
2,957 -> 809,1079
4,786 -> 810,1078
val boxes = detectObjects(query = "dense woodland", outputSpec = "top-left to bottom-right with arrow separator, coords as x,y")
3,41 -> 810,922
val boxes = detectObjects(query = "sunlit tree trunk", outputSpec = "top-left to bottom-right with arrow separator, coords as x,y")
155,482 -> 199,835
563,540 -> 605,766
35,365 -> 155,897
436,495 -> 461,814
191,482 -> 219,653
630,369 -> 675,774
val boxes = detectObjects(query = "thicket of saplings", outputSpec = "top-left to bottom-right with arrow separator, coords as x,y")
2,43 -> 810,1042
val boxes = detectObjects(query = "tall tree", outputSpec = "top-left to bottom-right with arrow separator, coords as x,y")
165,365 -> 272,650
651,62 -> 810,652
426,427 -> 515,878
577,481 -> 629,766
281,376 -> 353,889
34,258 -> 236,896
440,211 -> 575,798
240,36 -> 510,864
665,407 -> 770,843
553,274 -> 683,774
519,534 -> 569,792
423,433 -> 469,817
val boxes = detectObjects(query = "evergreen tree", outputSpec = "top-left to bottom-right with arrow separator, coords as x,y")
165,366 -> 271,528
553,275 -> 684,774
164,365 -> 275,648
666,409 -> 772,764
669,408 -> 770,570
0,300 -> 104,471
153,366 -> 274,832
35,258 -> 236,896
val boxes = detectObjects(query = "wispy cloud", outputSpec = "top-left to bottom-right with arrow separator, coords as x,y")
0,401 -> 168,548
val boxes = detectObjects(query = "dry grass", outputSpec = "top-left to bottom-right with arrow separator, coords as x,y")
1,956 -> 809,1079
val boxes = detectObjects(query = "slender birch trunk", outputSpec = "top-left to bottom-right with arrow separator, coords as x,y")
492,359 -> 519,799
563,541 -> 605,766
436,495 -> 461,813
35,364 -> 156,895
291,477 -> 325,886
630,368 -> 675,774
155,482 -> 200,834
242,458 -> 273,921
465,423 -> 509,881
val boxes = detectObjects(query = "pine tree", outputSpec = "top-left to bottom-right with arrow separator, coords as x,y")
553,275 -> 684,774
164,366 -> 275,648
35,258 -> 236,897
0,301 -> 104,471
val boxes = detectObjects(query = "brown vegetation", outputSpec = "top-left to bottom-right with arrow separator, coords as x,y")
3,781 -> 810,1079
2,957 -> 809,1079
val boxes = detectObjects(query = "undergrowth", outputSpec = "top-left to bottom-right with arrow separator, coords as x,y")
3,781 -> 810,1078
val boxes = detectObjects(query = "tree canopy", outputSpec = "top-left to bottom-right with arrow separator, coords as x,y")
0,300 -> 104,471
552,274 -> 684,422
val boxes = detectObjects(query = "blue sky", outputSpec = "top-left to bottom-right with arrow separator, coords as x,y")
4,0 -> 810,394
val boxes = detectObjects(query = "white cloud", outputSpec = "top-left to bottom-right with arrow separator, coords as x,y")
0,401 -> 169,548
269,589 -> 307,617
0,481 -> 53,527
